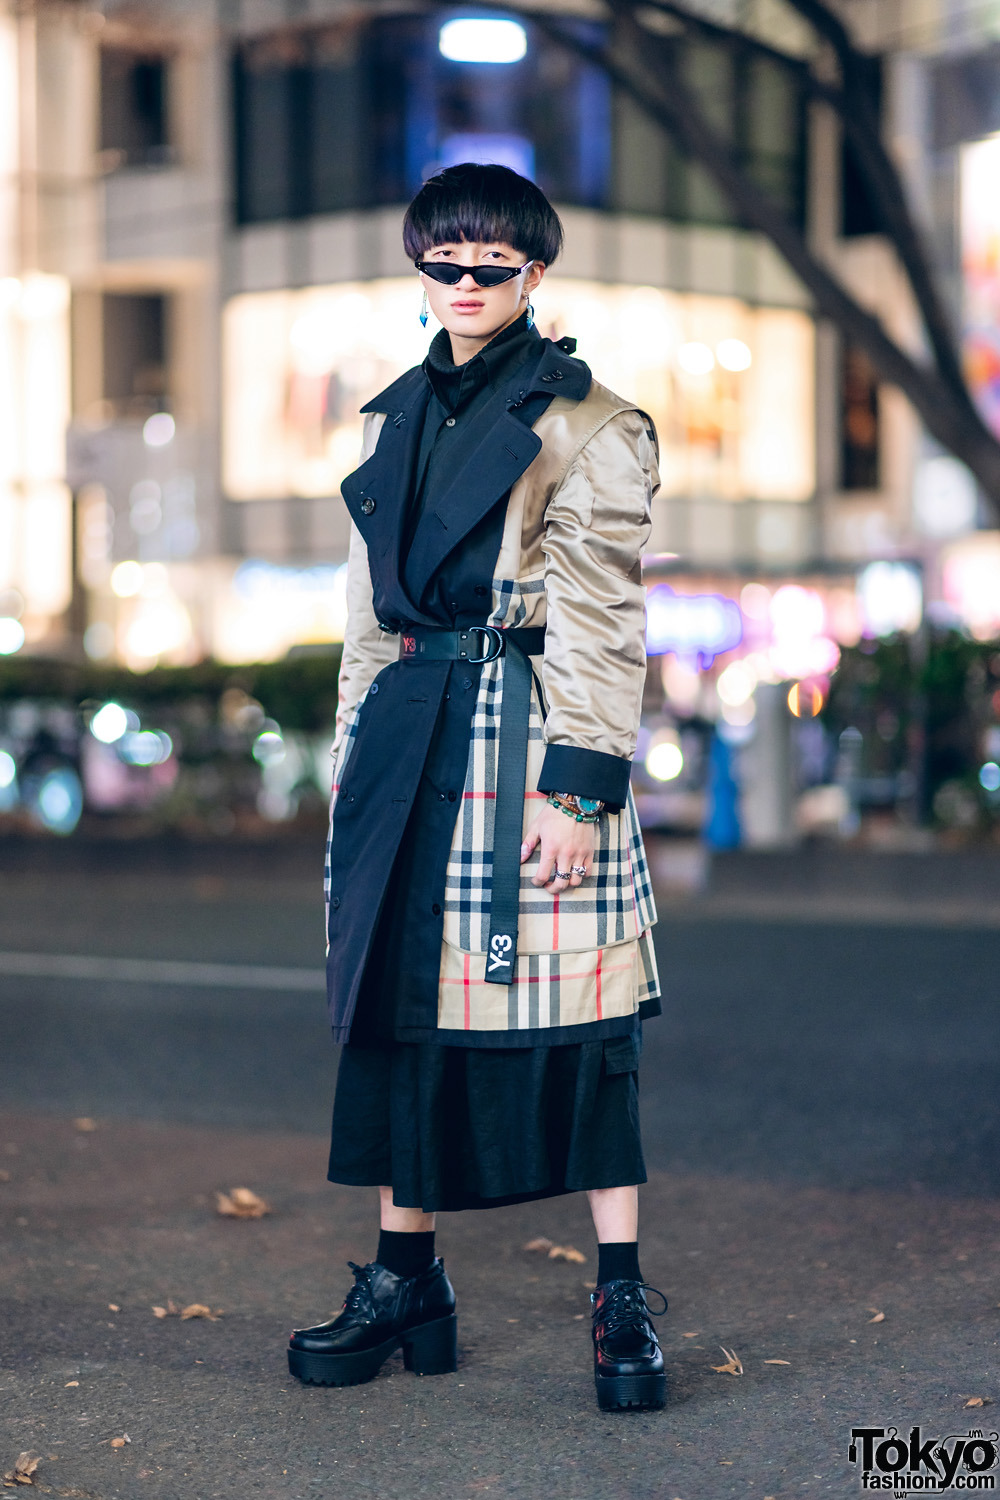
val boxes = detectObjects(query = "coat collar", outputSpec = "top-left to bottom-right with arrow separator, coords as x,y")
360,334 -> 591,415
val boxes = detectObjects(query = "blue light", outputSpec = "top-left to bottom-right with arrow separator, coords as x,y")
439,18 -> 527,63
34,768 -> 83,836
979,761 -> 1000,792
439,133 -> 535,180
645,585 -> 743,668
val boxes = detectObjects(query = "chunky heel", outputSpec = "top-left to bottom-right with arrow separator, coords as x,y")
401,1313 -> 458,1376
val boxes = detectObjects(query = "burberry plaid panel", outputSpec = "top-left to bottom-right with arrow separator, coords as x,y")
438,935 -> 643,1032
441,575 -> 659,971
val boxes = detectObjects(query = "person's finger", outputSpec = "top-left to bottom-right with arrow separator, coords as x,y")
520,823 -> 541,863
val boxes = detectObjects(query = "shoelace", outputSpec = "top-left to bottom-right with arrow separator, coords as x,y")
342,1261 -> 377,1320
593,1281 -> 668,1337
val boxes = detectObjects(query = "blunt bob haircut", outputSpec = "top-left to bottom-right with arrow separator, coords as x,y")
403,162 -> 563,266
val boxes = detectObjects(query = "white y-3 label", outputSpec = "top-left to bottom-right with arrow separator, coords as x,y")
487,933 -> 513,972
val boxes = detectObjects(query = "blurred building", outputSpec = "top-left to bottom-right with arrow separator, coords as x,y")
1,0 -> 998,668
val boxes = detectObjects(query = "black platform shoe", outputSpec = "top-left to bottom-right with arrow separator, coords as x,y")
288,1258 -> 457,1387
591,1279 -> 668,1411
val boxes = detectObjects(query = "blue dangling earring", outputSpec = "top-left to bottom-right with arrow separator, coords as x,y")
525,300 -> 534,330
419,288 -> 429,329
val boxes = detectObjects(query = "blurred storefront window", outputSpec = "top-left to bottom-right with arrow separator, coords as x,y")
222,278 -> 815,505
231,13 -> 806,229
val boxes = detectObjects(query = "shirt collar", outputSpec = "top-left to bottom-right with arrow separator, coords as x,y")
423,310 -> 542,410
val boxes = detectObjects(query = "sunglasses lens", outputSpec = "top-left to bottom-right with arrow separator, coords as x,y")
420,263 -> 462,285
472,267 -> 515,287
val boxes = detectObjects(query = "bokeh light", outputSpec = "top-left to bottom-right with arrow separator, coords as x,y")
111,561 -> 144,598
677,341 -> 715,375
142,412 -> 175,448
716,338 -> 752,371
979,761 -> 1000,792
90,702 -> 130,744
438,18 -> 527,62
0,618 -> 25,655
788,682 -> 825,718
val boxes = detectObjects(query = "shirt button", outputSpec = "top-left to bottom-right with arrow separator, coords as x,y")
360,497 -> 375,515
438,792 -> 446,802
330,897 -> 341,910
445,417 -> 456,427
474,585 -> 487,597
432,903 -> 442,916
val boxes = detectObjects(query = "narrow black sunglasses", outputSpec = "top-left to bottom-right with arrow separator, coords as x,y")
416,259 -> 534,287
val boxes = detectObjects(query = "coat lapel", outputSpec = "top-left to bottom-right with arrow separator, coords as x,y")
340,373 -> 430,575
402,398 -> 543,604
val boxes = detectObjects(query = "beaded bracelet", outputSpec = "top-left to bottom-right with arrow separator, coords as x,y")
546,792 -> 602,823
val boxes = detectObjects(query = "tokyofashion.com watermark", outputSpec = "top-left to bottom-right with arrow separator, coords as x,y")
849,1426 -> 998,1492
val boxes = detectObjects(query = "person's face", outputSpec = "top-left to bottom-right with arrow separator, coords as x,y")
418,240 -> 546,346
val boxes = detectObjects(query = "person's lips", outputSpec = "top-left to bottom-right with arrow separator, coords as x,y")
451,299 -> 485,311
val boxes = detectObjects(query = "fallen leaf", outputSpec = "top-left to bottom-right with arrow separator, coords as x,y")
711,1346 -> 744,1376
764,1359 -> 791,1365
547,1245 -> 586,1264
964,1396 -> 992,1408
73,1118 -> 98,1133
681,1331 -> 701,1338
215,1187 -> 270,1219
1,1453 -> 40,1488
64,1382 -> 79,1388
0,1171 -> 9,1183
180,1304 -> 222,1321
523,1237 -> 554,1253
582,1281 -> 597,1291
151,1306 -> 168,1319
868,1309 -> 885,1324
108,1304 -> 120,1313
109,1435 -> 130,1449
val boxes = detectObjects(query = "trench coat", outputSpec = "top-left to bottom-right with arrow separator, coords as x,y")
324,333 -> 661,1047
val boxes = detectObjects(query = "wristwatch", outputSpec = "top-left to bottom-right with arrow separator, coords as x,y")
547,792 -> 605,822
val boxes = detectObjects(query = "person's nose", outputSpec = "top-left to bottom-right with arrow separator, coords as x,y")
455,272 -> 481,292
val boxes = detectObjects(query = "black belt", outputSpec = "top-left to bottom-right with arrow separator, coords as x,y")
398,624 -> 545,986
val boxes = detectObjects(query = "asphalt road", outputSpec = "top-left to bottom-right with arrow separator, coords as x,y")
1,839 -> 999,1500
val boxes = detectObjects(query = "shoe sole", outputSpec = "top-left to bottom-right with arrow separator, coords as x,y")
288,1313 -> 458,1387
595,1371 -> 667,1411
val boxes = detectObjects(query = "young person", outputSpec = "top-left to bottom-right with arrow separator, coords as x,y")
288,162 -> 666,1412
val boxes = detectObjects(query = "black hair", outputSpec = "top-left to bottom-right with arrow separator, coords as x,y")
402,162 -> 563,265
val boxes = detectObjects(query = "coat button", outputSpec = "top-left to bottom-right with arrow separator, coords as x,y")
330,897 -> 340,909
448,790 -> 457,802
445,417 -> 456,427
432,903 -> 441,916
462,677 -> 473,690
369,683 -> 379,695
474,585 -> 487,597
438,792 -> 446,802
360,497 -> 376,515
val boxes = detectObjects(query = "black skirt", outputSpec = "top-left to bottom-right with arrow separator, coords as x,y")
327,1033 -> 646,1212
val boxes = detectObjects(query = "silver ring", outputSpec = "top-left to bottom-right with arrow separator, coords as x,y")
554,869 -> 572,881
570,865 -> 588,877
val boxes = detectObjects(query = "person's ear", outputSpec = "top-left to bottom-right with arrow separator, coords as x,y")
527,262 -> 546,294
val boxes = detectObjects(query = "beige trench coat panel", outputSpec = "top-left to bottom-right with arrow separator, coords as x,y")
328,377 -> 662,1037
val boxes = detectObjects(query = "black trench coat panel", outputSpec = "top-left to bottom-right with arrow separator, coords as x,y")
325,329 -> 661,1051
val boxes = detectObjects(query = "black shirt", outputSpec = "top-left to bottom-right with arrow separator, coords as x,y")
401,311 -> 542,579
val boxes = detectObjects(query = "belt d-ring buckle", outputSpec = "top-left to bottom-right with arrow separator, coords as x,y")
464,625 -> 504,664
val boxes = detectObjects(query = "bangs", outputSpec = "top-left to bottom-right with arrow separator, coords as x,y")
403,162 -> 563,265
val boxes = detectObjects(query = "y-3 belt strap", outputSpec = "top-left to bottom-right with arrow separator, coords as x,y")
398,624 -> 545,986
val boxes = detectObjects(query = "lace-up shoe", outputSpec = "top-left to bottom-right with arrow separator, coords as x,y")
591,1278 -> 667,1411
288,1258 -> 457,1386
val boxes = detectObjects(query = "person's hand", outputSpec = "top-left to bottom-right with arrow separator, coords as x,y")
521,802 -> 596,894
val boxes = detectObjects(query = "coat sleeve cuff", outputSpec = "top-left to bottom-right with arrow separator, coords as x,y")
537,744 -> 632,812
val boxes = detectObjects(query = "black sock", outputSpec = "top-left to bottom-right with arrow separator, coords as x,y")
376,1229 -> 436,1279
598,1241 -> 642,1285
